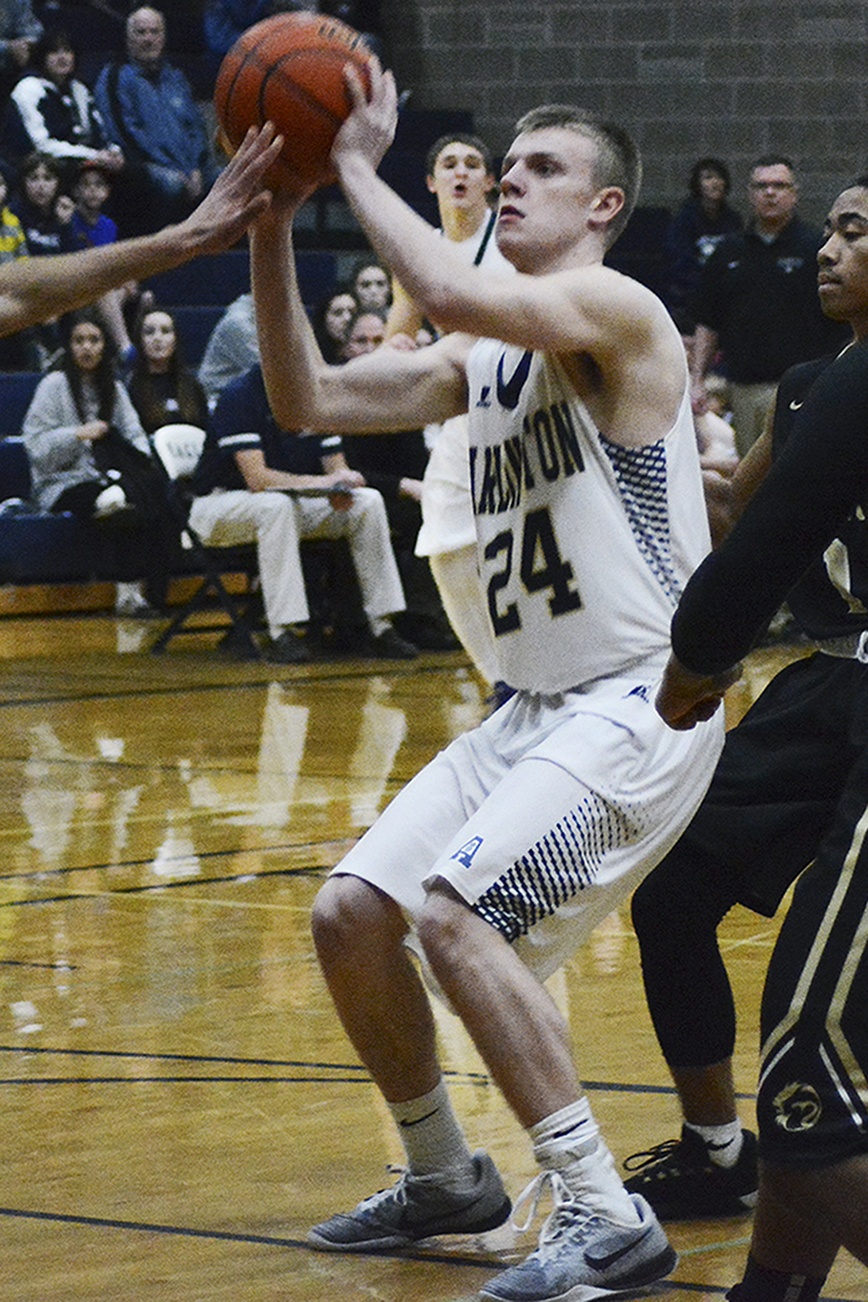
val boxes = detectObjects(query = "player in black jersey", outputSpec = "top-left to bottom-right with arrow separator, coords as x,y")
636,178 -> 868,1302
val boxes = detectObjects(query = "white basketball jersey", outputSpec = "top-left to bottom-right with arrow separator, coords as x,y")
467,341 -> 710,692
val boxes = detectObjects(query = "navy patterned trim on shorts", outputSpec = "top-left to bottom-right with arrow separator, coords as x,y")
473,790 -> 632,942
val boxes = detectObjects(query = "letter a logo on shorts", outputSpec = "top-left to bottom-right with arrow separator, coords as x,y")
451,836 -> 484,869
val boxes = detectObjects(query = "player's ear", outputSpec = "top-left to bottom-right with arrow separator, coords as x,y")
425,174 -> 437,194
589,186 -> 625,234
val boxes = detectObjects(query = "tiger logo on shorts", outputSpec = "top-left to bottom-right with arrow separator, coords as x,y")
773,1081 -> 823,1132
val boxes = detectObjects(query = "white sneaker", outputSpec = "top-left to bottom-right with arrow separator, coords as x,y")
479,1173 -> 676,1301
94,485 -> 128,518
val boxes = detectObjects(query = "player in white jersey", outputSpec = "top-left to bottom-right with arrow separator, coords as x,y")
250,69 -> 726,1301
386,133 -> 514,685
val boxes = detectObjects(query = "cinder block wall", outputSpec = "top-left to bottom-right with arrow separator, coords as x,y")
381,0 -> 868,225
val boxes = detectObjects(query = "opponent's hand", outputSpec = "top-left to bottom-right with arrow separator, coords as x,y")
655,653 -> 742,730
332,56 -> 397,176
183,123 -> 285,254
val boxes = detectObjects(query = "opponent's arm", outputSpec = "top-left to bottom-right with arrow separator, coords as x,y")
0,125 -> 282,338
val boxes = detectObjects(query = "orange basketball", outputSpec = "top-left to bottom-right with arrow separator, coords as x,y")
214,12 -> 373,192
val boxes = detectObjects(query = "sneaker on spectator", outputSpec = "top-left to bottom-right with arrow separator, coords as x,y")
308,1150 -> 510,1252
266,629 -> 312,664
479,1174 -> 675,1301
623,1125 -> 758,1220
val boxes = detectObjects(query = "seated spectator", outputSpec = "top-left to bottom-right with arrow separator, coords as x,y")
198,291 -> 258,408
4,29 -> 124,189
0,159 -> 35,368
350,256 -> 391,312
21,308 -> 180,615
10,151 -> 78,365
339,308 -> 458,651
0,0 -> 42,103
665,157 -> 742,335
127,305 -> 209,435
203,0 -> 275,79
311,284 -> 358,364
188,363 -> 417,663
95,5 -> 219,235
69,161 -> 137,362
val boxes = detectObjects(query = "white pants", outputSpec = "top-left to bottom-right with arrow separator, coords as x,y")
189,487 -> 405,638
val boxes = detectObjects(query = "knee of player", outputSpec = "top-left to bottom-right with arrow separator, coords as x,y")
417,882 -> 472,974
311,874 -> 400,961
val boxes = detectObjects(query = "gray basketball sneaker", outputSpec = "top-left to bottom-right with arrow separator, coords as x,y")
479,1174 -> 676,1302
307,1150 -> 511,1252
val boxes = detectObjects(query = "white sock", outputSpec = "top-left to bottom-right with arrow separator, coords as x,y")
531,1100 -> 640,1226
684,1119 -> 743,1169
389,1080 -> 475,1182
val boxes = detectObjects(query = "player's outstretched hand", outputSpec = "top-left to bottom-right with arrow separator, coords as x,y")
655,653 -> 742,730
183,123 -> 284,255
332,56 -> 397,176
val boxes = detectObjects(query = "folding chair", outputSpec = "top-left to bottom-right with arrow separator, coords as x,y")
149,424 -> 262,658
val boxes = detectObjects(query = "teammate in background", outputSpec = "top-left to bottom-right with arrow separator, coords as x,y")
250,65 -> 724,1302
651,178 -> 868,1301
385,132 -> 513,688
0,124 -> 280,340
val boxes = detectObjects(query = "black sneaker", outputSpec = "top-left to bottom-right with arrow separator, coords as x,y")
623,1125 -> 758,1220
266,630 -> 312,664
367,627 -> 418,660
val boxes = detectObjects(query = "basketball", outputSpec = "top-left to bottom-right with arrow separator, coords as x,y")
214,12 -> 373,192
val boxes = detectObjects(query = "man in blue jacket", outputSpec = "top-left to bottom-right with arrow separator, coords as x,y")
95,6 -> 218,233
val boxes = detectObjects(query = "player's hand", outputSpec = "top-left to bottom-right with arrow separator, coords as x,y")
332,56 -> 397,175
655,653 -> 742,730
184,123 -> 285,254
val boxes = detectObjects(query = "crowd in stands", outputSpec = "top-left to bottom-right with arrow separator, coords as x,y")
0,0 -> 847,664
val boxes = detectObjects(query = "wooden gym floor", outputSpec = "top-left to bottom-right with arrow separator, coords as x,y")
0,615 -> 864,1302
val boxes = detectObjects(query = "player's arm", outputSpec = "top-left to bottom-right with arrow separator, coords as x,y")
330,62 -> 670,369
384,276 -> 424,344
0,125 -> 282,338
250,200 -> 470,433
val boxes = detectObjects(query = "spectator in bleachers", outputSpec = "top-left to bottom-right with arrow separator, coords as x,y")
69,161 -> 138,363
0,159 -> 33,369
4,29 -> 124,189
0,0 -> 42,103
198,291 -> 258,407
339,306 -> 458,651
350,256 -> 391,311
188,362 -> 417,663
21,307 -> 179,615
10,152 -> 78,366
690,154 -> 850,456
664,157 -> 742,336
95,6 -> 219,235
127,305 -> 209,435
203,0 -> 274,64
311,283 -> 358,364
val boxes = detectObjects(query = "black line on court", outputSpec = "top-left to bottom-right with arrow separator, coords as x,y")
0,843 -> 339,885
0,1207 -> 859,1301
0,865 -> 330,908
0,657 -> 455,713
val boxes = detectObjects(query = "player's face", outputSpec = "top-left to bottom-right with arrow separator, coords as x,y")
140,311 -> 176,369
70,322 -> 105,372
427,143 -> 493,217
496,127 -> 617,272
818,186 -> 868,338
